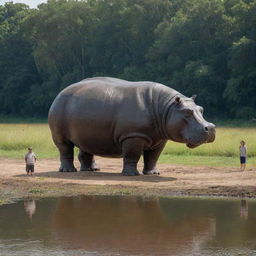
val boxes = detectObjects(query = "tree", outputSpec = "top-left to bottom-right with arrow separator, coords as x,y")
0,2 -> 40,116
147,0 -> 232,117
224,0 -> 256,118
0,0 -> 255,119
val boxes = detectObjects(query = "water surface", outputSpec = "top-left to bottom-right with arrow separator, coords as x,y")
0,196 -> 256,255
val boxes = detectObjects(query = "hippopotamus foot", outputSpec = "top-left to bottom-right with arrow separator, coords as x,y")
80,163 -> 100,171
59,157 -> 77,172
143,141 -> 166,176
80,160 -> 100,172
80,167 -> 100,172
143,169 -> 160,175
78,150 -> 100,172
59,166 -> 77,172
122,168 -> 140,176
90,160 -> 100,171
122,138 -> 146,176
53,140 -> 77,172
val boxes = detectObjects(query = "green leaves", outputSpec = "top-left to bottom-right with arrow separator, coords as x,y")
224,36 -> 256,117
0,0 -> 255,119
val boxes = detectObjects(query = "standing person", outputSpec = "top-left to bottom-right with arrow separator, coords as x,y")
25,147 -> 37,176
239,140 -> 247,171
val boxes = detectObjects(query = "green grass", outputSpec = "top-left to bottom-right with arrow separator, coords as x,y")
0,124 -> 58,158
0,199 -> 11,205
163,127 -> 256,158
29,187 -> 44,194
0,123 -> 255,167
159,154 -> 256,167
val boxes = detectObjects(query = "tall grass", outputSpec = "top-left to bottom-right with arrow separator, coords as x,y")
163,127 -> 256,157
0,124 -> 255,164
0,124 -> 58,158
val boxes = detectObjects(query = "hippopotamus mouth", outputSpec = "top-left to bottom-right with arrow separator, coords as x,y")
207,132 -> 216,143
186,131 -> 216,148
186,142 -> 199,149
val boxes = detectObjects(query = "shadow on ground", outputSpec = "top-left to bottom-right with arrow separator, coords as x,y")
16,171 -> 177,183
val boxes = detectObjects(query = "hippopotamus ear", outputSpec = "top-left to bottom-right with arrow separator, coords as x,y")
191,94 -> 197,101
175,96 -> 181,104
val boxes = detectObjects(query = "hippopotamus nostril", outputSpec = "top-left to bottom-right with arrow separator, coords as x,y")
204,123 -> 216,133
204,123 -> 216,143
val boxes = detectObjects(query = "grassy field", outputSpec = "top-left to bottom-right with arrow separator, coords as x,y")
0,123 -> 255,167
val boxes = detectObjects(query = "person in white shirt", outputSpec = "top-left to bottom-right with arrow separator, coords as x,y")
239,140 -> 247,171
25,147 -> 37,176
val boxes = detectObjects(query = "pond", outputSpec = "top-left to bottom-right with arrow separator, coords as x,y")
0,196 -> 256,256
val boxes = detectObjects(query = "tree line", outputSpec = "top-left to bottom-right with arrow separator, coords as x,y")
0,0 -> 255,119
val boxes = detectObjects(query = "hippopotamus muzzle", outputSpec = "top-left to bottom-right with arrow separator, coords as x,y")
205,123 -> 216,143
186,123 -> 216,148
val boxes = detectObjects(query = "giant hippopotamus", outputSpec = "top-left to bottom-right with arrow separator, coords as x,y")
48,77 -> 215,176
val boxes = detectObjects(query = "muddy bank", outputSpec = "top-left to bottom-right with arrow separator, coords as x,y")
1,157 -> 256,204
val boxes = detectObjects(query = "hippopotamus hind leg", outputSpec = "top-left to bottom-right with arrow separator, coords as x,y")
56,141 -> 77,172
122,138 -> 146,176
78,150 -> 100,171
143,141 -> 166,175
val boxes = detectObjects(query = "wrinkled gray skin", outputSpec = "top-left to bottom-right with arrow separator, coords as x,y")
48,77 -> 215,176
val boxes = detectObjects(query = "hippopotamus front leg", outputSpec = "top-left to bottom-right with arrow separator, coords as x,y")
78,150 -> 100,171
56,141 -> 77,172
143,141 -> 166,175
122,138 -> 146,176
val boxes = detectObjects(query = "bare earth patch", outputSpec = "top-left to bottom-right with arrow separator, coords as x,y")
1,157 -> 256,203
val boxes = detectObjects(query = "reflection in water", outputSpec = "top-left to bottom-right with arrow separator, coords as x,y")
0,196 -> 256,255
240,199 -> 248,220
52,196 -> 216,255
24,200 -> 36,220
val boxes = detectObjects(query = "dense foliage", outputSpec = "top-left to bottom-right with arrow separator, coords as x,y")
0,0 -> 255,119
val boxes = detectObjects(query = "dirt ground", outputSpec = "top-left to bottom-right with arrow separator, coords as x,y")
1,157 -> 256,203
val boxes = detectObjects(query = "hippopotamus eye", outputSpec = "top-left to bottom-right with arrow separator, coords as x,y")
183,109 -> 193,118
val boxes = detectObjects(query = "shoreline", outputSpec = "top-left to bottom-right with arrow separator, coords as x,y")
1,180 -> 256,206
1,157 -> 256,205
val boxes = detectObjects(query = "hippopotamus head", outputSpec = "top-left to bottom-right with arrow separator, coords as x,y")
166,95 -> 215,148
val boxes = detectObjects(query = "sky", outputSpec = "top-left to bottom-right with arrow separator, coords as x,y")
0,0 -> 46,8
